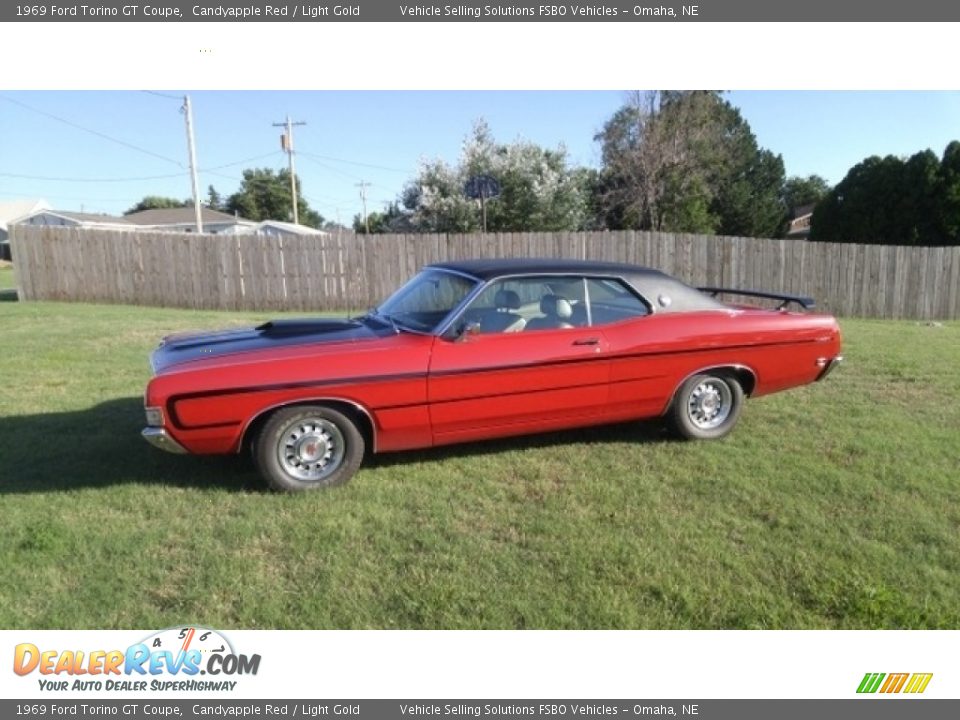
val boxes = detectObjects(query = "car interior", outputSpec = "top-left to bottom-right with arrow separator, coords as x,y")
460,276 -> 651,335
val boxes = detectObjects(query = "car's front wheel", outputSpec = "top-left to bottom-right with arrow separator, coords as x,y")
668,373 -> 744,440
254,405 -> 365,492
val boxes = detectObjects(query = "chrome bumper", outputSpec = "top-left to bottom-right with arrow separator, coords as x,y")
815,355 -> 843,382
142,427 -> 188,454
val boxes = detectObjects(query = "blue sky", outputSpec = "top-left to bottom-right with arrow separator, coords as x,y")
1,91 -> 958,224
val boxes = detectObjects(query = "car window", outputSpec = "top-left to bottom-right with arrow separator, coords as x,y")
585,278 -> 650,326
451,275 -> 650,336
459,276 -> 587,335
377,269 -> 478,331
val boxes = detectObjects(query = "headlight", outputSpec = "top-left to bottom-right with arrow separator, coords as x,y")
145,406 -> 164,427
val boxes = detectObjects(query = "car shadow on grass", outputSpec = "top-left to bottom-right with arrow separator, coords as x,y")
0,397 -> 263,494
365,417 -> 671,471
0,397 -> 677,495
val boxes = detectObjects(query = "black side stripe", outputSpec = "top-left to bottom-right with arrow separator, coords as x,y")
168,337 -> 815,427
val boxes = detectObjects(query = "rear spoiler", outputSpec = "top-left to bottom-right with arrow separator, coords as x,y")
698,287 -> 816,311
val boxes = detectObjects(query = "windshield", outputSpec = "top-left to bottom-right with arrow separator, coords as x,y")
375,269 -> 479,333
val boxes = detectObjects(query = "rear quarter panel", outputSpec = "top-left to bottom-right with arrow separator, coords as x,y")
600,309 -> 841,421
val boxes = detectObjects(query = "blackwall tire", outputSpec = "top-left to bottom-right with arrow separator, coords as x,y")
669,373 -> 744,440
254,405 -> 364,492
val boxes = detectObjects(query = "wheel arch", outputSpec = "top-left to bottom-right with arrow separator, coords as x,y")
663,363 -> 757,414
239,397 -> 377,455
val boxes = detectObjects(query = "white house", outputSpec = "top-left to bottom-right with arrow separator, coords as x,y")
7,206 -> 329,246
0,199 -> 51,259
9,206 -> 258,235
12,209 -> 133,231
122,207 -> 257,234
231,219 -> 331,238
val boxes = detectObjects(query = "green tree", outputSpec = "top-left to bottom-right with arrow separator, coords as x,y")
354,202 -> 409,234
810,147 -> 958,245
595,91 -> 787,237
124,196 -> 187,215
783,175 -> 831,213
225,168 -> 324,228
206,185 -> 224,212
937,141 -> 960,241
400,119 -> 590,233
712,146 -> 787,238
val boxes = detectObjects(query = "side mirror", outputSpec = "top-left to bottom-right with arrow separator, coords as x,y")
457,320 -> 482,341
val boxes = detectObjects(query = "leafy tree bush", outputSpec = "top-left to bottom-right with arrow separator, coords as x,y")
392,120 -> 590,233
594,91 -> 787,237
811,144 -> 960,245
225,168 -> 324,228
124,196 -> 187,214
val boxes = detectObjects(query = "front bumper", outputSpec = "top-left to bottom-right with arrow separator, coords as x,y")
815,355 -> 843,382
142,427 -> 188,454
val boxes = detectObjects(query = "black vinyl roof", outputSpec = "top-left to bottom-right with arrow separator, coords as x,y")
430,257 -> 667,281
429,258 -> 728,313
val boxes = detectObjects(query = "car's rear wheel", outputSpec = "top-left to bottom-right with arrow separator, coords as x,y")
254,405 -> 364,492
668,373 -> 744,440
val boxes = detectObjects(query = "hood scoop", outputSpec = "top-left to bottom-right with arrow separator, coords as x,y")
151,317 -> 378,374
255,318 -> 362,336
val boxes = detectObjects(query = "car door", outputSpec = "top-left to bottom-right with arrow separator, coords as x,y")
580,277 -> 667,422
427,276 -> 610,445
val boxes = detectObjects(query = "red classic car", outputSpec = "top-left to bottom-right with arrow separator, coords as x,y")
142,259 -> 842,491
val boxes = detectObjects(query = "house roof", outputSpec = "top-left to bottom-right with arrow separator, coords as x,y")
55,211 -> 132,224
0,199 -> 50,231
252,220 -> 329,236
10,209 -> 131,226
124,207 -> 251,226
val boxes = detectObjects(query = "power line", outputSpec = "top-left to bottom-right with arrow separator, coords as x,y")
297,155 -> 395,196
302,194 -> 362,212
297,150 -> 411,174
0,151 -> 283,184
205,151 -> 283,171
0,93 -> 185,168
305,192 -> 363,204
204,170 -> 246,184
0,171 -> 187,183
142,90 -> 184,101
298,153 -> 364,181
0,189 -> 144,203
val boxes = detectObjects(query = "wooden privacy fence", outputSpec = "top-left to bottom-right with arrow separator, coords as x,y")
9,225 -> 960,319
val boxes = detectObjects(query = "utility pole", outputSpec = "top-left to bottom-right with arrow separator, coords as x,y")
479,187 -> 488,233
182,95 -> 203,233
356,181 -> 371,234
273,115 -> 306,225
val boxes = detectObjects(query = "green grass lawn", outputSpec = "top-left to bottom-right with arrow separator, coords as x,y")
1,302 -> 958,629
0,265 -> 15,292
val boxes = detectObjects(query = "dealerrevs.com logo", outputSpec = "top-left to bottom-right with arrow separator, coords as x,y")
857,672 -> 933,694
13,627 -> 261,692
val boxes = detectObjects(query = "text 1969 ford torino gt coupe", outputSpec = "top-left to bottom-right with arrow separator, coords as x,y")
143,259 -> 842,491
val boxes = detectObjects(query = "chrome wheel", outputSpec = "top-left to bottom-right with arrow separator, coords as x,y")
277,417 -> 346,482
686,378 -> 733,430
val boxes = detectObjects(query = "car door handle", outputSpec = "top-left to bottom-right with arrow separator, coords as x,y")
572,337 -> 600,346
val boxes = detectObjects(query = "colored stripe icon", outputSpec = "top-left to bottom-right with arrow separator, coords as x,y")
857,673 -> 933,694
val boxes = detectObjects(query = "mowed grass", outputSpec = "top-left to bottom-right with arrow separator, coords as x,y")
0,301 -> 958,629
0,264 -> 15,292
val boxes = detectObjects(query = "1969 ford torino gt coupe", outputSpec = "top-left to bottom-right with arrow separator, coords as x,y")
143,259 -> 842,491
